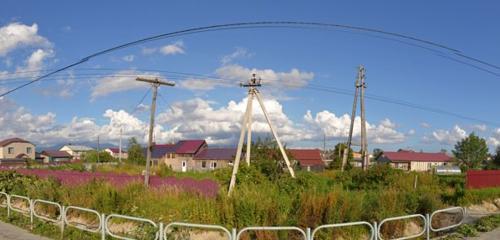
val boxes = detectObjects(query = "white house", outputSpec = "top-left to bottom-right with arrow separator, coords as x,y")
59,145 -> 93,160
104,147 -> 128,159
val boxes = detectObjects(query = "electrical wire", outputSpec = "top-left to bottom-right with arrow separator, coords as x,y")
1,67 -> 497,126
2,21 -> 500,97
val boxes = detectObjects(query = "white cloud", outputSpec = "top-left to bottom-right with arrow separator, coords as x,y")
122,55 -> 135,62
431,125 -> 467,145
304,111 -> 406,144
472,124 -> 487,132
156,97 -> 312,145
0,23 -> 54,83
0,22 -> 51,56
160,41 -> 185,55
16,48 -> 54,75
408,129 -> 416,135
90,70 -> 162,100
179,64 -> 314,91
0,93 -> 409,148
221,48 -> 253,65
488,128 -> 500,147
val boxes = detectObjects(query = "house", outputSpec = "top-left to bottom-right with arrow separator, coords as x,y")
104,148 -> 128,159
289,149 -> 325,172
40,150 -> 72,164
162,140 -> 208,172
351,152 -> 374,168
377,150 -> 453,172
192,148 -> 237,171
59,145 -> 93,160
150,143 -> 178,165
0,138 -> 35,160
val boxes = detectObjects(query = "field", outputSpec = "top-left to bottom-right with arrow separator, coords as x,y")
0,163 -> 499,240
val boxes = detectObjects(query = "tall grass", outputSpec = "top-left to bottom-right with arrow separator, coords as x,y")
0,164 -> 499,240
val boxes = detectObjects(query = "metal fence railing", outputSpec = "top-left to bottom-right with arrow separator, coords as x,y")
0,191 -> 467,240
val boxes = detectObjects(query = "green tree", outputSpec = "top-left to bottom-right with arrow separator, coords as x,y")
82,150 -> 115,163
127,137 -> 145,165
373,148 -> 384,159
249,137 -> 291,181
489,146 -> 500,169
329,143 -> 353,170
452,133 -> 489,170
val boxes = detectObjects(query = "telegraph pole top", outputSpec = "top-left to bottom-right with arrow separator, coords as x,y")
240,73 -> 262,87
136,77 -> 175,86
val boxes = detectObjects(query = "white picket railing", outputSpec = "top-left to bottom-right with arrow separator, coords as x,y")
0,191 -> 467,240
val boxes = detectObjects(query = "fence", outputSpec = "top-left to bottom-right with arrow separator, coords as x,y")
466,170 -> 500,189
0,191 -> 467,240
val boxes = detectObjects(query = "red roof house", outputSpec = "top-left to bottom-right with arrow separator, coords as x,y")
289,149 -> 325,172
175,140 -> 207,155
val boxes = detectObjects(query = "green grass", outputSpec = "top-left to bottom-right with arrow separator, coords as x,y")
0,164 -> 499,240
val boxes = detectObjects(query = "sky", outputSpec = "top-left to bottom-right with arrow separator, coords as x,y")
1,0 -> 500,152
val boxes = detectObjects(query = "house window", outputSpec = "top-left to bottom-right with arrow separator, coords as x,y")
202,161 -> 207,168
211,162 -> 217,169
7,147 -> 14,154
26,147 -> 32,154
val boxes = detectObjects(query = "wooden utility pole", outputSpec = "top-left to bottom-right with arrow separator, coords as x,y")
341,68 -> 360,171
341,66 -> 368,171
228,74 -> 296,195
136,77 -> 175,187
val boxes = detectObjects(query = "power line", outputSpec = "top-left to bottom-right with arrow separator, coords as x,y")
129,87 -> 152,115
2,67 -> 497,127
2,21 -> 499,97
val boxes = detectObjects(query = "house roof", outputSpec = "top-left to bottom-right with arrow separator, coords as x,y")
150,144 -> 177,158
41,150 -> 72,158
175,140 -> 206,154
61,145 -> 93,151
193,148 -> 237,160
0,138 -> 32,147
381,150 -> 452,163
289,149 -> 324,167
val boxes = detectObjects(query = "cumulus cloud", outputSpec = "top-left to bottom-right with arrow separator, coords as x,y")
431,125 -> 467,145
0,92 -> 410,148
0,97 -> 152,146
472,124 -> 487,132
90,70 -> 162,100
15,48 -> 54,75
157,97 -> 312,145
160,41 -> 185,55
0,22 -> 54,82
488,128 -> 500,147
0,22 -> 51,56
304,111 -> 406,144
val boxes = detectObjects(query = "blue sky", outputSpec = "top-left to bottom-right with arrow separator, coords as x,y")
1,0 -> 500,152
